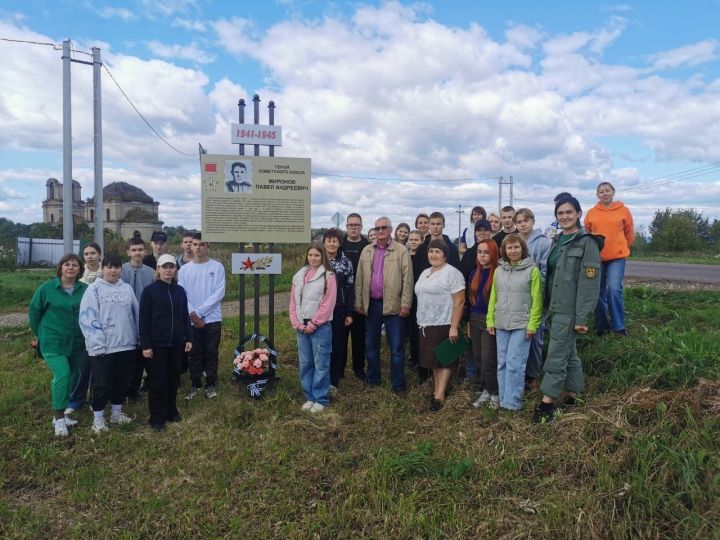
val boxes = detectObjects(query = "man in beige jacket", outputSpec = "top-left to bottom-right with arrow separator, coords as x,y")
355,217 -> 413,393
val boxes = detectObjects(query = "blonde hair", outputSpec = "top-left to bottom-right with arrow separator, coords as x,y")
514,208 -> 535,223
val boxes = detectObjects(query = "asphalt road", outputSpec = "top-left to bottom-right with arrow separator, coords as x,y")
625,260 -> 719,284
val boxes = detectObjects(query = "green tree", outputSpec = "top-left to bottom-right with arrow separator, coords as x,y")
648,208 -> 708,252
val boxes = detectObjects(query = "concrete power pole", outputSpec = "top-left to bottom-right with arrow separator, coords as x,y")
92,47 -> 104,252
62,40 -> 73,254
498,176 -> 503,212
498,175 -> 514,210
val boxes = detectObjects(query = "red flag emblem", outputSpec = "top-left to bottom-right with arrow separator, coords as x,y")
204,163 -> 217,173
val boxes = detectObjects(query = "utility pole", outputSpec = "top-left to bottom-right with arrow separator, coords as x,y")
498,176 -> 503,213
498,175 -> 514,210
92,47 -> 104,252
62,40 -> 73,254
61,40 -> 104,254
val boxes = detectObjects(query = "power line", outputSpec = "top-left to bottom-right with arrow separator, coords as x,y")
102,63 -> 196,157
0,36 -> 59,48
314,172 -> 501,182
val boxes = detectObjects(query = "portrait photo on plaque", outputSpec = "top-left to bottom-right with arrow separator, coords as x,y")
224,159 -> 253,194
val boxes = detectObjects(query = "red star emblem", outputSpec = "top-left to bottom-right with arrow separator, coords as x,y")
242,257 -> 254,270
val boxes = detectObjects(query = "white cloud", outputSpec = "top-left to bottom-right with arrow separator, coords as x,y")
146,40 -> 215,64
1,6 -> 720,230
647,40 -> 719,71
137,0 -> 200,18
95,6 -> 137,21
0,186 -> 28,199
171,17 -> 207,32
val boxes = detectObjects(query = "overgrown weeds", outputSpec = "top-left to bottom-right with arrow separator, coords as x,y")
0,290 -> 718,538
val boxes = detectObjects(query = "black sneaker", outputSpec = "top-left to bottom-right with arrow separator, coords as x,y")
151,423 -> 166,432
167,413 -> 182,423
532,402 -> 557,424
430,398 -> 443,412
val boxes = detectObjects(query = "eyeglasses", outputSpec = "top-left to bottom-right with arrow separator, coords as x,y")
376,225 -> 389,230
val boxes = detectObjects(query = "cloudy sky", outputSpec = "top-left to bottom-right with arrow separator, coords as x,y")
1,0 -> 719,236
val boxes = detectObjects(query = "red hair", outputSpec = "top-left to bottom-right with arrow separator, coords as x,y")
469,240 -> 499,305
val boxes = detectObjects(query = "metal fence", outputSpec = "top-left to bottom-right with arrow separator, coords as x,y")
16,237 -> 80,267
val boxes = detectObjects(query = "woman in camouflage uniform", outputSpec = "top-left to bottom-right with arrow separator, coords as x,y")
533,196 -> 603,424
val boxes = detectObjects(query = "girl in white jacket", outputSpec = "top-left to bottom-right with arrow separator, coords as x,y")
79,254 -> 139,434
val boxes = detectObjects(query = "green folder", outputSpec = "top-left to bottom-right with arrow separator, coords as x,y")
432,333 -> 471,367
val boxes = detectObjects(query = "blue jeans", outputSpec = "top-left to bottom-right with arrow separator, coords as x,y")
68,350 -> 91,409
365,299 -> 406,391
595,258 -> 626,332
496,329 -> 531,411
296,323 -> 332,406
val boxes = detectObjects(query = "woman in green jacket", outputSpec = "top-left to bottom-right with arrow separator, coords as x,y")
533,196 -> 603,424
29,253 -> 88,437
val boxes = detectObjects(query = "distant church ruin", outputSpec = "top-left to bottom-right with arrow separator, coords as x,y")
42,178 -> 162,240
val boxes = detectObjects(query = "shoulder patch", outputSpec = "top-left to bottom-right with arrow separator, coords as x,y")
585,267 -> 597,279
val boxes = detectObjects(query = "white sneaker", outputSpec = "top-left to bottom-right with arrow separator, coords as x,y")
53,417 -> 68,437
488,395 -> 499,410
92,416 -> 109,434
110,411 -> 133,425
63,415 -> 78,427
301,400 -> 314,411
309,403 -> 326,413
64,407 -> 75,415
473,390 -> 491,408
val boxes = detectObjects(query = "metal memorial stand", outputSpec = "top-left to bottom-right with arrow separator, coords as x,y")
236,95 -> 278,348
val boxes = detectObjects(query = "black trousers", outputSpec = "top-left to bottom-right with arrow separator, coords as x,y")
90,350 -> 135,411
330,308 -> 349,387
189,322 -> 221,388
127,348 -> 146,393
346,311 -> 366,378
146,344 -> 183,427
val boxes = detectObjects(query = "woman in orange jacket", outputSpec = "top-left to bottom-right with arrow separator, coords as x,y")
584,182 -> 634,335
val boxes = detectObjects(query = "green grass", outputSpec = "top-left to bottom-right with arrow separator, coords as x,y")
0,269 -> 54,313
1,291 -> 719,538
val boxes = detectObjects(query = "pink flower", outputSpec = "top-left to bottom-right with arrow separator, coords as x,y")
259,354 -> 269,362
252,359 -> 262,368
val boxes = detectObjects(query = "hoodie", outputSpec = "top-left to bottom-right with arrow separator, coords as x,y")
79,278 -> 139,356
584,201 -> 634,262
526,229 -> 552,285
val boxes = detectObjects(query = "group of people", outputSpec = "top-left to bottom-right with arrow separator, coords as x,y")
30,231 -> 227,437
31,181 -> 634,435
289,182 -> 634,423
